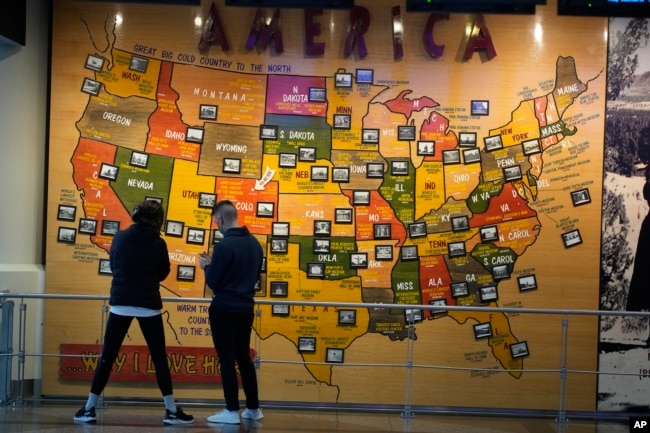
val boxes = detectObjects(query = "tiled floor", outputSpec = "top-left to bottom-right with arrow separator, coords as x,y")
0,403 -> 632,433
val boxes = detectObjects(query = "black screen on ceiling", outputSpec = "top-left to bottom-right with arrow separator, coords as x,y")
406,0 -> 544,14
558,0 -> 650,17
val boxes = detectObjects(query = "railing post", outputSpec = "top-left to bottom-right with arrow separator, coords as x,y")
401,318 -> 415,419
556,313 -> 569,425
14,300 -> 27,406
0,300 -> 14,404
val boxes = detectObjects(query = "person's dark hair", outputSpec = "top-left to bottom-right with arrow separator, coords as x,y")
132,200 -> 164,230
644,182 -> 650,202
211,200 -> 237,220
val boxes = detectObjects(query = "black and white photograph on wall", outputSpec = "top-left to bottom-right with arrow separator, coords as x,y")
429,299 -> 448,317
326,348 -> 344,363
484,135 -> 503,152
299,146 -> 316,161
270,238 -> 288,254
98,258 -> 112,275
298,337 -> 316,352
397,125 -> 416,141
401,245 -> 418,261
562,229 -> 582,247
57,227 -> 76,244
311,166 -> 329,181
338,309 -> 356,325
470,100 -> 489,116
510,341 -> 529,358
459,132 -> 477,147
366,162 -> 384,178
405,308 -> 422,323
350,252 -> 368,268
256,202 -> 275,218
260,257 -> 266,273
522,138 -> 542,155
332,167 -> 350,183
130,151 -> 149,168
356,68 -> 373,84
373,223 -> 391,239
129,55 -> 148,73
186,127 -> 204,144
451,281 -> 469,297
391,160 -> 409,176
448,241 -> 466,258
259,124 -> 278,140
279,152 -> 297,168
198,192 -> 216,209
480,225 -> 499,242
145,196 -> 162,205
99,163 -> 118,181
463,147 -> 481,164
333,114 -> 351,129
408,221 -> 427,238
85,54 -> 105,72
479,285 -> 499,302
571,188 -> 591,206
451,215 -> 469,232
314,220 -> 331,236
492,264 -> 510,280
442,149 -> 460,165
473,322 -> 492,339
177,265 -> 195,282
186,228 -> 205,245
272,222 -> 290,237
335,208 -> 353,224
308,87 -> 326,102
362,128 -> 379,144
199,104 -> 218,120
417,140 -> 435,156
503,165 -> 523,182
518,274 -> 537,292
81,78 -> 101,96
313,238 -> 330,254
307,262 -> 324,278
165,220 -> 183,237
101,220 -> 120,236
334,72 -> 352,88
223,158 -> 241,174
353,190 -> 371,206
57,204 -> 76,221
79,218 -> 97,235
272,304 -> 289,316
270,281 -> 288,297
375,245 -> 392,261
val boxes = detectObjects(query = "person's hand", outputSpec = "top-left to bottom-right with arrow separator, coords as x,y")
199,252 -> 211,270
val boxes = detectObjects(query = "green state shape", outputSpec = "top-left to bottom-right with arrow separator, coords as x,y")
112,148 -> 173,211
379,158 -> 416,224
470,243 -> 518,273
264,113 -> 333,159
295,235 -> 358,280
466,180 -> 504,214
389,260 -> 421,314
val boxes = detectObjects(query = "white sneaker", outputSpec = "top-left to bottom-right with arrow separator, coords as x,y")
207,408 -> 240,424
241,408 -> 264,420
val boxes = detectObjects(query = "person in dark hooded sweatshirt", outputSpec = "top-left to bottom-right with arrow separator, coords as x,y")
73,200 -> 193,425
199,199 -> 264,424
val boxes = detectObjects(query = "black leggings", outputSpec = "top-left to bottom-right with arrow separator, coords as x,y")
90,312 -> 173,396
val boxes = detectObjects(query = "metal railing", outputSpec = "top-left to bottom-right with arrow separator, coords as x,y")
0,292 -> 648,422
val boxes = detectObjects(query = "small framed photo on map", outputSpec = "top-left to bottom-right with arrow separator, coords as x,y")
186,127 -> 204,144
272,303 -> 290,317
338,309 -> 356,325
405,308 -> 422,323
145,196 -> 162,205
451,281 -> 469,298
401,245 -> 418,261
314,220 -> 331,236
270,238 -> 288,254
279,153 -> 297,168
272,222 -> 290,237
510,341 -> 529,358
270,281 -> 288,298
350,253 -> 368,269
480,225 -> 499,242
129,55 -> 148,73
451,216 -> 469,232
85,54 -> 105,72
518,274 -> 537,292
408,221 -> 427,238
57,204 -> 76,221
356,68 -> 373,84
130,151 -> 149,168
256,202 -> 275,218
259,125 -> 278,140
199,104 -> 218,121
98,258 -> 112,275
177,265 -> 195,282
492,264 -> 510,280
81,78 -> 101,96
78,218 -> 97,235
298,337 -> 317,352
503,165 -> 523,182
397,125 -> 416,141
335,208 -> 353,224
334,72 -> 352,88
473,322 -> 492,339
223,158 -> 241,174
442,149 -> 460,165
198,192 -> 216,209
366,162 -> 384,178
333,114 -> 351,130
522,138 -> 541,156
417,141 -> 435,156
571,188 -> 591,206
311,166 -> 329,181
57,227 -> 76,244
471,100 -> 489,116
186,227 -> 205,245
479,285 -> 499,302
373,223 -> 391,240
459,132 -> 477,147
332,167 -> 350,183
391,161 -> 409,176
375,245 -> 393,261
362,128 -> 379,144
484,135 -> 504,152
299,146 -> 316,162
165,220 -> 184,237
101,220 -> 120,236
99,163 -> 118,181
308,87 -> 326,102
463,148 -> 481,164
353,190 -> 370,206
562,229 -> 582,248
448,241 -> 466,258
313,238 -> 330,254
307,262 -> 325,278
326,348 -> 344,363
429,299 -> 448,317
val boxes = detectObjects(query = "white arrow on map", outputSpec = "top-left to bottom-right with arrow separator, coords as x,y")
253,166 -> 276,191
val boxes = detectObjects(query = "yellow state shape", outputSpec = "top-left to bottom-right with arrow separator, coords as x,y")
415,160 -> 446,217
97,49 -> 161,100
167,159 -> 216,229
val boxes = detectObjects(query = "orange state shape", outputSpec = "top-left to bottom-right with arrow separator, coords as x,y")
469,183 -> 537,227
